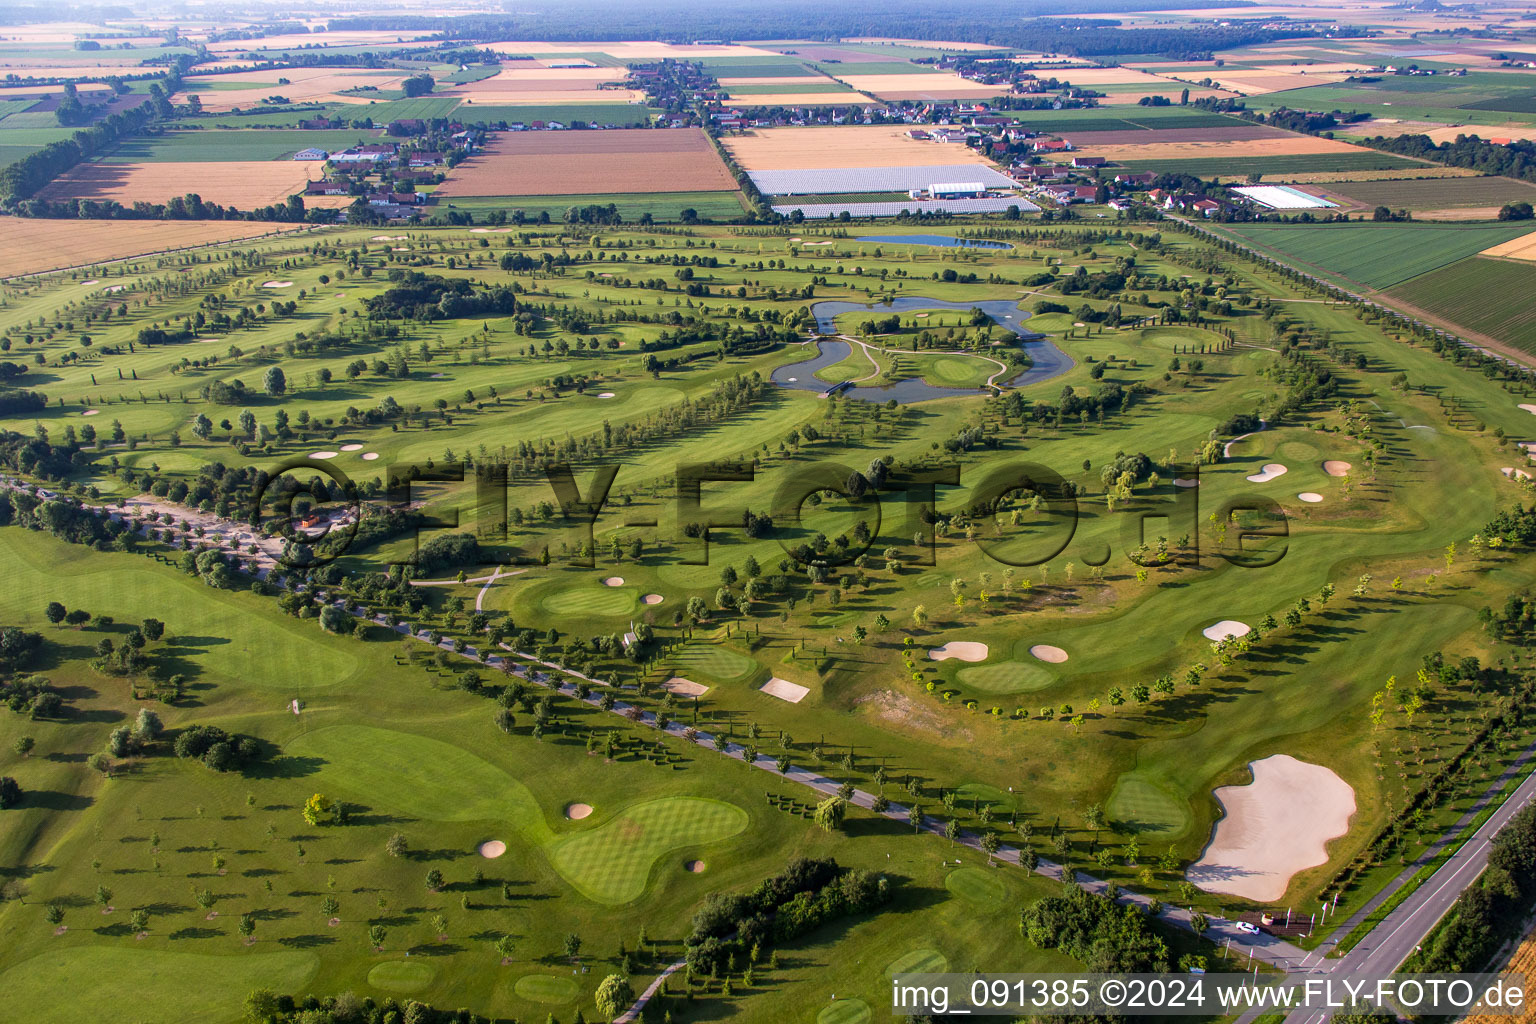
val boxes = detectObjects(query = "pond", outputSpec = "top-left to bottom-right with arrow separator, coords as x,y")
768,297 -> 1073,403
854,233 -> 1014,250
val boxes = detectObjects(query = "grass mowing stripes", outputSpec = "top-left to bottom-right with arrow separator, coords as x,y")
670,641 -> 760,684
1389,256 -> 1536,351
944,867 -> 1007,904
1220,222 -> 1533,289
547,797 -> 748,904
955,660 -> 1057,694
540,585 -> 636,617
0,948 -> 319,1024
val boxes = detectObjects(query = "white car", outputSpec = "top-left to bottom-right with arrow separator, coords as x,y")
1235,921 -> 1262,935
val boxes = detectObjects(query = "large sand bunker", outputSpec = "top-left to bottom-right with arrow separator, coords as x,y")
1029,644 -> 1069,663
1172,478 -> 1199,488
1322,460 -> 1352,477
564,803 -> 593,820
1297,492 -> 1324,503
663,676 -> 709,697
1187,754 -> 1356,902
760,677 -> 810,703
602,576 -> 624,587
1245,463 -> 1288,483
642,593 -> 664,605
1521,404 -> 1536,415
1203,620 -> 1251,642
479,840 -> 506,858
928,641 -> 989,662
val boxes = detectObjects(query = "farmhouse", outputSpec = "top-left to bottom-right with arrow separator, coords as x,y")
292,147 -> 329,161
1072,155 -> 1108,168
408,151 -> 445,168
1033,138 -> 1072,153
1115,171 -> 1157,187
304,181 -> 349,195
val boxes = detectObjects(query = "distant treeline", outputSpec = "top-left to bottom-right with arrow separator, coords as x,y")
325,4 -> 1345,59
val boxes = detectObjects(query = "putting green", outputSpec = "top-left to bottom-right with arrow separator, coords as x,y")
0,948 -> 319,1023
926,355 -> 992,387
885,948 -> 949,979
818,998 -> 872,1024
548,797 -> 748,904
955,782 -> 1018,814
540,587 -> 636,617
945,867 -> 1006,905
1106,776 -> 1190,837
515,974 -> 580,1004
957,661 -> 1057,694
670,642 -> 759,685
367,960 -> 436,994
287,726 -> 547,830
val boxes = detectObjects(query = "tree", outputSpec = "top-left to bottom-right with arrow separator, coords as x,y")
245,989 -> 280,1023
386,832 -> 408,858
45,903 -> 63,926
13,735 -> 34,758
263,365 -> 287,397
814,795 -> 847,832
595,974 -> 635,1021
0,775 -> 21,808
44,601 -> 66,625
302,793 -> 339,826
369,923 -> 387,950
1189,910 -> 1209,935
564,932 -> 583,960
425,868 -> 444,891
130,908 -> 149,934
944,817 -> 961,844
495,933 -> 516,961
239,913 -> 256,941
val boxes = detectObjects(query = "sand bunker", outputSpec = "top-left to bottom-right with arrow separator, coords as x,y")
81,409 -> 99,416
685,859 -> 706,873
340,443 -> 364,452
1297,492 -> 1324,503
564,803 -> 593,820
479,840 -> 506,858
928,641 -> 989,662
1245,463 -> 1288,483
309,451 -> 339,460
642,593 -> 664,605
1203,620 -> 1251,642
261,280 -> 294,288
804,240 -> 833,246
1521,404 -> 1536,415
1187,753 -> 1355,902
372,234 -> 408,241
1029,644 -> 1069,663
362,452 -> 379,460
602,576 -> 624,587
1504,467 -> 1533,481
1172,477 -> 1198,487
760,677 -> 810,703
1322,461 -> 1352,477
663,676 -> 709,697
597,392 -> 616,398
80,279 -> 98,285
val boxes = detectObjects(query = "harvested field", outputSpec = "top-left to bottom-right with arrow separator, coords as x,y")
436,128 -> 736,197
1482,229 -> 1536,262
727,91 -> 874,106
0,219 -> 306,278
723,125 -> 1000,171
176,68 -> 410,111
457,89 -> 644,105
1097,87 -> 1239,105
440,66 -> 630,101
1062,134 -> 1375,163
1274,166 -> 1482,184
1165,69 -> 1353,93
1060,66 -> 1184,87
486,41 -> 782,59
837,73 -> 1005,100
37,160 -> 322,207
717,75 -> 831,86
1326,175 -> 1536,210
1056,124 -> 1293,146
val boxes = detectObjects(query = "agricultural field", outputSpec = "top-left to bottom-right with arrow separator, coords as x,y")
0,218 -> 312,278
175,69 -> 415,113
100,129 -> 385,163
723,125 -> 1004,172
1389,256 -> 1536,352
1220,221 -> 1535,289
1054,133 -> 1379,165
436,191 -> 748,222
35,159 -> 324,208
1114,151 -> 1426,177
452,103 -> 658,127
1321,175 -> 1536,215
435,128 -> 737,198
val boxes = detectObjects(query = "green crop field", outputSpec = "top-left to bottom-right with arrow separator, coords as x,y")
101,129 -> 384,162
1324,175 -> 1536,210
706,61 -> 821,78
1390,256 -> 1536,351
1,193 -> 1535,1024
1115,152 -> 1424,177
726,81 -> 852,95
1219,221 -> 1533,288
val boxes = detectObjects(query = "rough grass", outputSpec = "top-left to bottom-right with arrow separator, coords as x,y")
0,948 -> 319,1024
